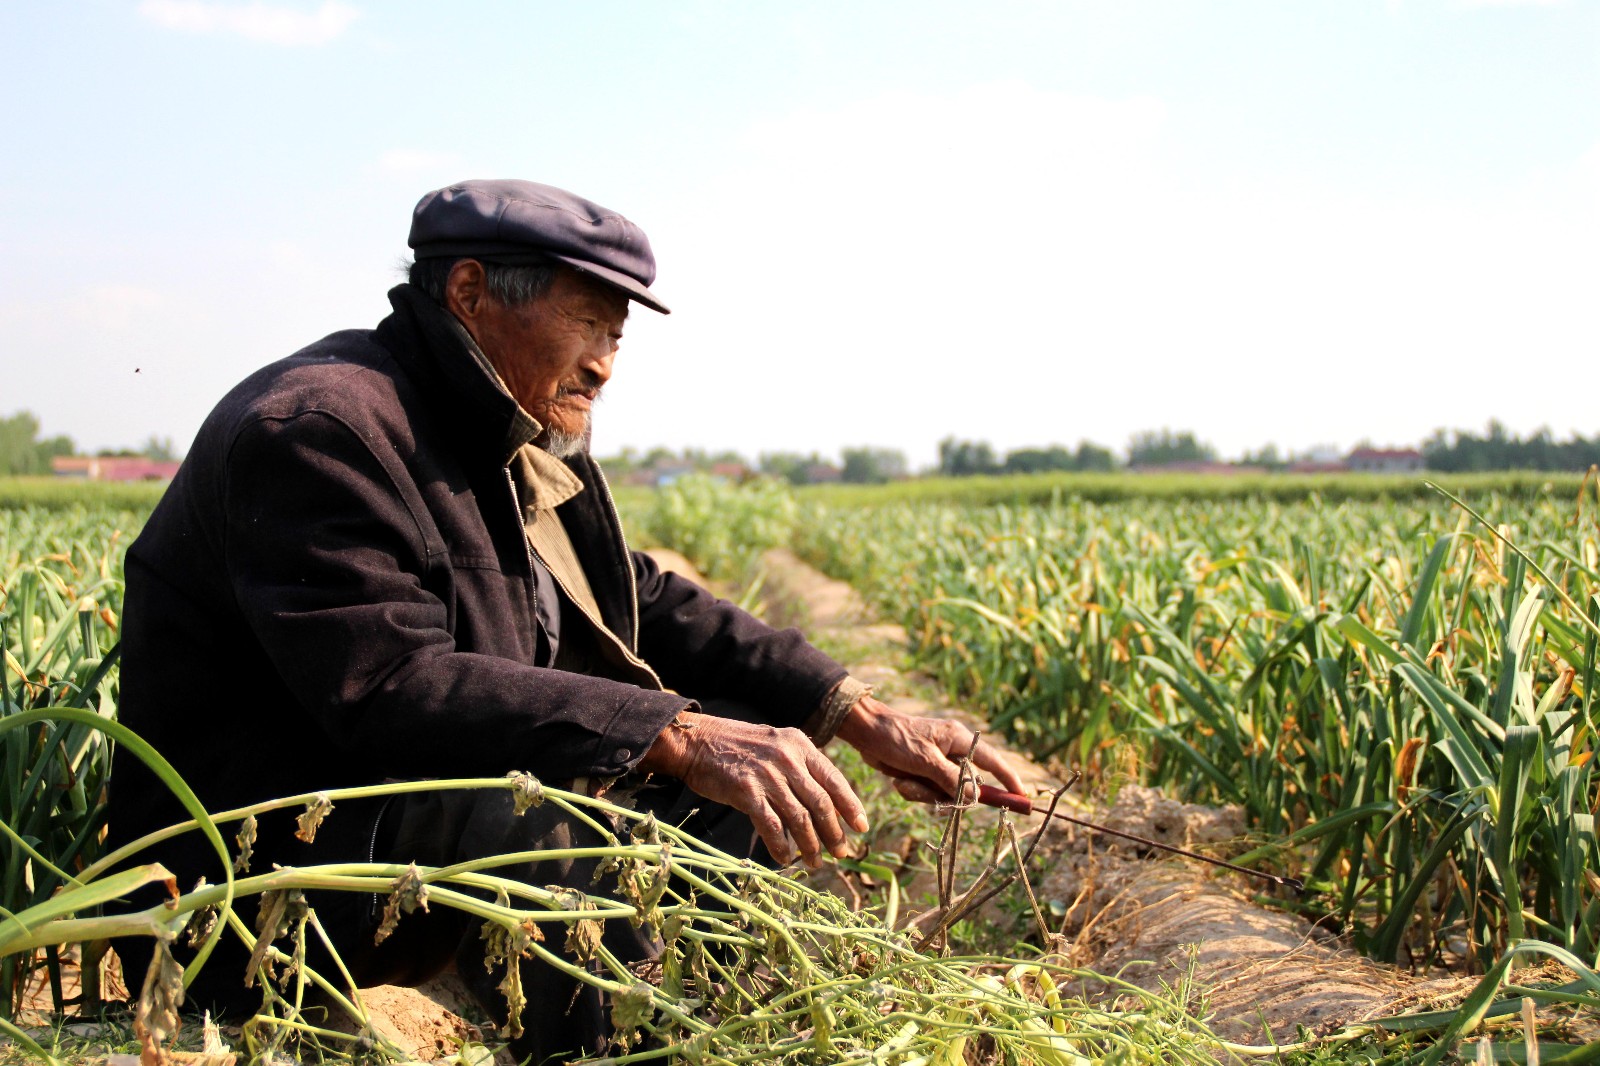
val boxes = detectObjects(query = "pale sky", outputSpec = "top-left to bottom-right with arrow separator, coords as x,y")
3,1 -> 1595,470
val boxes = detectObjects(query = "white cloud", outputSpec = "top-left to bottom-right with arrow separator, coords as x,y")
137,0 -> 359,46
1458,0 -> 1567,6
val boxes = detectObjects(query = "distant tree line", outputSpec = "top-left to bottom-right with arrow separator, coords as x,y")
603,444 -> 750,476
1125,430 -> 1216,467
0,412 -> 74,476
936,437 -> 1117,477
0,410 -> 181,476
1422,422 -> 1600,473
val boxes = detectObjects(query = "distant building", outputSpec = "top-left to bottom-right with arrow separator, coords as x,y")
1345,448 -> 1423,474
52,456 -> 181,482
708,462 -> 748,482
802,463 -> 842,484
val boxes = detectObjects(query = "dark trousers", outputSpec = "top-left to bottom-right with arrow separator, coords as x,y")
121,776 -> 764,1065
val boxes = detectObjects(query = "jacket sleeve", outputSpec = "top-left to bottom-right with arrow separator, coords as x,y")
630,548 -> 856,737
223,411 -> 689,781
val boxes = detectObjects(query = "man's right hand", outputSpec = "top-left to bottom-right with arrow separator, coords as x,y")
637,713 -> 868,867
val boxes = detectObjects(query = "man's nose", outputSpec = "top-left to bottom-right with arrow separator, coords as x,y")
584,342 -> 616,385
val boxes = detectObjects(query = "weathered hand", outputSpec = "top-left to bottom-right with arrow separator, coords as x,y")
638,713 -> 869,867
834,695 -> 1027,805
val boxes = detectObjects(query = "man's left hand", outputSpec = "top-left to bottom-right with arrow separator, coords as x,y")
834,695 -> 1027,805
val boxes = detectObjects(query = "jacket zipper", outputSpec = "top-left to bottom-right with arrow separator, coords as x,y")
365,795 -> 395,921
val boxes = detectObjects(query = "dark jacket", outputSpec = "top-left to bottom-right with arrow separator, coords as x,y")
113,284 -> 848,879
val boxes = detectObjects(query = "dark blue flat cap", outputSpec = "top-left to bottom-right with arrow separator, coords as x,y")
409,179 -> 669,314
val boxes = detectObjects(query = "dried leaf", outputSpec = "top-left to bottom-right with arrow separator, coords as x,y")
481,883 -> 546,1038
619,844 -> 672,930
375,862 -> 431,945
567,916 -> 603,963
184,905 -> 217,950
179,879 -> 214,948
294,794 -> 333,843
280,907 -> 306,990
200,1010 -> 233,1063
479,916 -> 541,1041
609,981 -> 656,1048
134,936 -> 185,1065
1395,737 -> 1426,802
482,914 -> 544,959
506,771 -> 544,814
660,942 -> 684,1001
233,815 -> 257,874
244,889 -> 305,988
496,956 -> 526,1040
630,812 -> 661,846
591,853 -> 622,887
551,887 -> 604,964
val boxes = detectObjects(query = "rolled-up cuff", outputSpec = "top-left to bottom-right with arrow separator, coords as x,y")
802,675 -> 871,746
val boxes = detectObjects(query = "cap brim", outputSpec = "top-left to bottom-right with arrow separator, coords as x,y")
550,255 -> 671,315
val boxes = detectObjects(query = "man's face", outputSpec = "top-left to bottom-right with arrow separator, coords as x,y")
466,265 -> 629,452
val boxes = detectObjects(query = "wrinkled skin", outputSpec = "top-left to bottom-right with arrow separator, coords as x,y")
640,716 -> 866,866
444,259 -> 625,448
641,695 -> 1026,867
836,695 -> 1026,805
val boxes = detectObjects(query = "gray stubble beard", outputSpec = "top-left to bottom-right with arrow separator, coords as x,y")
540,417 -> 589,459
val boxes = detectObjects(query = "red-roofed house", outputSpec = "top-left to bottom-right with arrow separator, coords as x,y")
1345,448 -> 1423,474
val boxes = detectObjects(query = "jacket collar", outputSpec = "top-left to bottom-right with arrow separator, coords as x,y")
512,444 -> 585,512
375,284 -> 543,464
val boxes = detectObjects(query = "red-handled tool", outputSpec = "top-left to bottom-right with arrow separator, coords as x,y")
910,777 -> 1304,892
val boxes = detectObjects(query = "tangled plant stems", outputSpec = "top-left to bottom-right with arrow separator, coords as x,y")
2,758 -> 1247,1066
34,764 -> 1595,1065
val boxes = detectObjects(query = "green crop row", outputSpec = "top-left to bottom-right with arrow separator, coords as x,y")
0,477 -> 170,513
0,506 -> 138,1013
786,482 -> 1600,973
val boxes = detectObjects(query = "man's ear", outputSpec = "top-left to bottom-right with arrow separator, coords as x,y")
443,259 -> 488,322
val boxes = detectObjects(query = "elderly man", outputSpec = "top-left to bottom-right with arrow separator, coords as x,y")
113,180 -> 1021,1060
